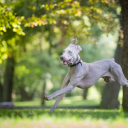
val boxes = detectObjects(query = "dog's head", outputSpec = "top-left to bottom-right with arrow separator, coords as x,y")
60,38 -> 82,65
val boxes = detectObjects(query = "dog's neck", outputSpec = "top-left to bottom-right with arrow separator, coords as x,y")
68,55 -> 82,67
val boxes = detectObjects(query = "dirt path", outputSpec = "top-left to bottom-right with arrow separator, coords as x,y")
1,121 -> 128,128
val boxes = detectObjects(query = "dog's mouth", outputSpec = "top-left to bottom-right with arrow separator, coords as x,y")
62,59 -> 71,65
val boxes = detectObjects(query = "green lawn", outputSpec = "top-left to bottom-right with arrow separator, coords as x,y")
5,86 -> 125,128
15,86 -> 101,107
14,86 -> 123,107
15,96 -> 100,107
0,109 -> 128,128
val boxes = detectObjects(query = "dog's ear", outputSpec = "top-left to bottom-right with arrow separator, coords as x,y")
70,38 -> 77,46
75,45 -> 82,53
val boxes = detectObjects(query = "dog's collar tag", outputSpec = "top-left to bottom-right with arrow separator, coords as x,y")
68,59 -> 82,67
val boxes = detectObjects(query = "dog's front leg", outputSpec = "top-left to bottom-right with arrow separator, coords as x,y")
44,76 -> 83,101
48,74 -> 70,112
44,85 -> 75,100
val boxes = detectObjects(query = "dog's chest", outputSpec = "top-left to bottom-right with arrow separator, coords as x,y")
69,68 -> 75,75
68,66 -> 81,76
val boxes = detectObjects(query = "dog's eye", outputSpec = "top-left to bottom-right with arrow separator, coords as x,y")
69,51 -> 72,54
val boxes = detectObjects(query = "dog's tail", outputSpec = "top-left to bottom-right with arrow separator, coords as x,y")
111,58 -> 115,61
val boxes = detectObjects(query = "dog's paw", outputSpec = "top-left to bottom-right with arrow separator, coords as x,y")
43,95 -> 50,101
48,110 -> 53,113
48,107 -> 55,113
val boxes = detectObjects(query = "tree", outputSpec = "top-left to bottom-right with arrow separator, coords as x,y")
0,0 -> 24,102
0,82 -> 2,102
120,0 -> 128,111
99,0 -> 124,108
3,55 -> 15,102
100,44 -> 122,108
0,0 -> 120,103
41,80 -> 46,105
83,88 -> 88,100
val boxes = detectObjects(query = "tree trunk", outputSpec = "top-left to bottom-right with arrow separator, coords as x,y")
120,0 -> 128,111
100,44 -> 122,108
39,36 -> 43,52
0,81 -> 3,102
19,87 -> 35,101
41,80 -> 46,106
48,40 -> 52,55
3,55 -> 15,102
83,88 -> 88,100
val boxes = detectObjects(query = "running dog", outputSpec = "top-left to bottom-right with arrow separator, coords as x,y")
44,38 -> 128,112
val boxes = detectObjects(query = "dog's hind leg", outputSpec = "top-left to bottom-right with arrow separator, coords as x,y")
110,63 -> 128,87
102,72 -> 115,82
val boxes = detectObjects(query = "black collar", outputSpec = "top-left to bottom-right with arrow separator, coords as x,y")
68,59 -> 82,67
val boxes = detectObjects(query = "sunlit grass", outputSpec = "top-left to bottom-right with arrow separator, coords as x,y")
0,109 -> 128,128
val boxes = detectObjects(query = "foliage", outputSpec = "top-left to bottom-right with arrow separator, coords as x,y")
23,0 -> 119,33
0,0 -> 121,102
0,0 -> 24,35
0,0 -> 25,63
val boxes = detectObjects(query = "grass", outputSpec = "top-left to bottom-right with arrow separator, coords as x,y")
15,86 -> 101,107
6,86 -> 124,128
15,86 -> 123,107
15,96 -> 100,107
0,109 -> 128,128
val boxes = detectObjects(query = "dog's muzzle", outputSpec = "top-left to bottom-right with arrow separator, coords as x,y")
60,56 -> 71,65
60,56 -> 64,60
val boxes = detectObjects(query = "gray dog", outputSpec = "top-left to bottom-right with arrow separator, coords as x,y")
44,38 -> 128,112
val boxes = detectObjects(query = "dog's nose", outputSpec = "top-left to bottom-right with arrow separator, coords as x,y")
60,56 -> 64,60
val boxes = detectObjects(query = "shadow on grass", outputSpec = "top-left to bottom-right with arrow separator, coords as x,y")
0,109 -> 128,120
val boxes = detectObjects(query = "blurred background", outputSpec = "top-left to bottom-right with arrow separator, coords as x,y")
0,0 -> 123,108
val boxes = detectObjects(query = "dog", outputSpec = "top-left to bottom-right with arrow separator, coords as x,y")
44,38 -> 128,112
